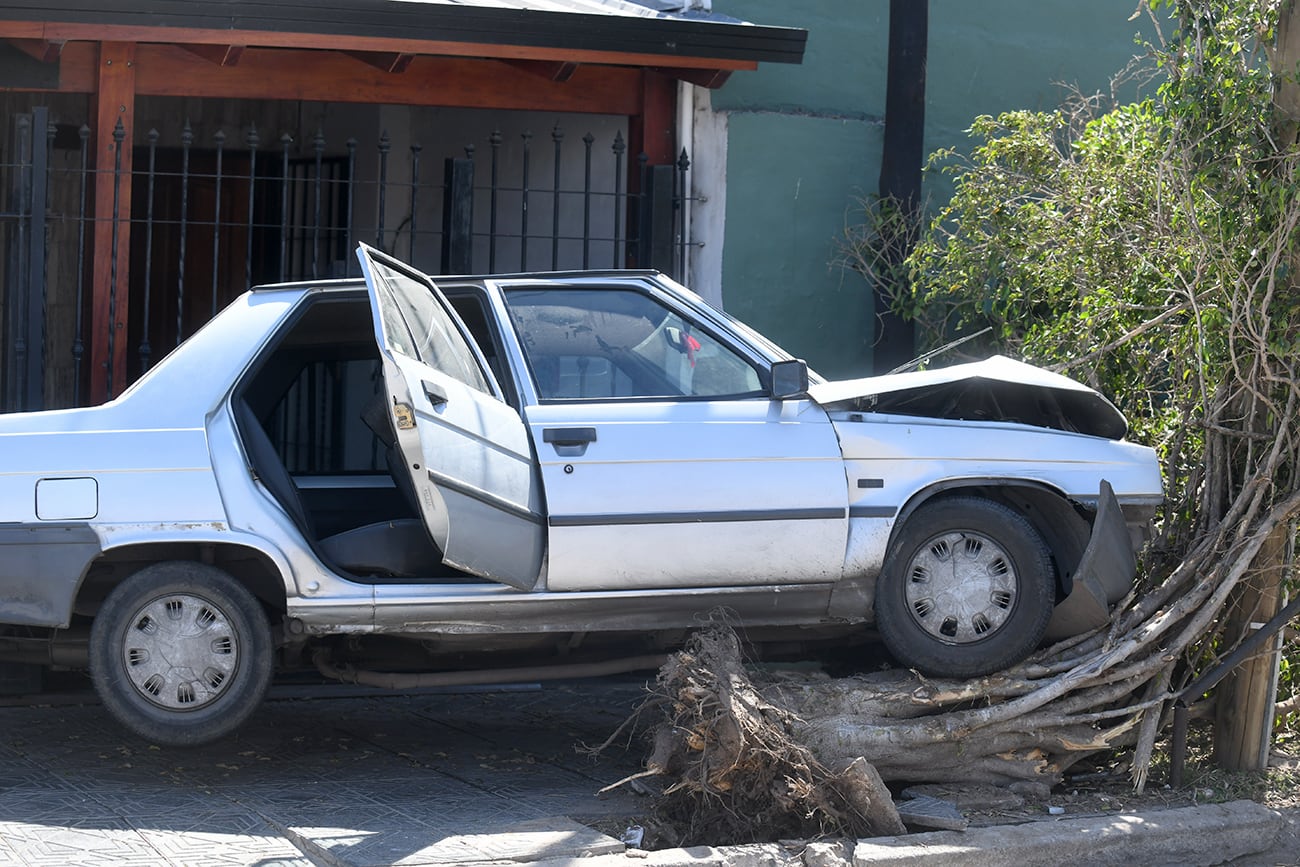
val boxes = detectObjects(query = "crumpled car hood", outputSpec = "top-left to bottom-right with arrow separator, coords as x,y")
807,355 -> 1129,440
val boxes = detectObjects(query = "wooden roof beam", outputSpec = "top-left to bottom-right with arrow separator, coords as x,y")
346,51 -> 415,73
8,38 -> 64,63
502,59 -> 579,83
656,67 -> 732,89
181,43 -> 244,67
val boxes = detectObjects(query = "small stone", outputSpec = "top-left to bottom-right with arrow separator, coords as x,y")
802,839 -> 853,867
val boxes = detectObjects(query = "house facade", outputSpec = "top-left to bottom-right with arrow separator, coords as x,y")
0,0 -> 804,410
0,1 -> 1168,412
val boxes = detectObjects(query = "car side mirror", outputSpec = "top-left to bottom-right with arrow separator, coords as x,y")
770,359 -> 809,400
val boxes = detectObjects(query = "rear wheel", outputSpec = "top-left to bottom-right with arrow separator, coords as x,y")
90,562 -> 273,746
875,497 -> 1054,677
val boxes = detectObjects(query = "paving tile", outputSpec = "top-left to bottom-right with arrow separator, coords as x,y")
0,819 -> 162,866
453,817 -> 624,864
282,814 -> 623,867
0,786 -> 121,822
274,806 -> 454,867
79,786 -> 238,820
134,811 -> 313,867
287,822 -> 487,867
0,832 -> 22,867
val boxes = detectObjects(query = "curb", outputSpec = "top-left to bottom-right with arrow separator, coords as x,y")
530,800 -> 1284,867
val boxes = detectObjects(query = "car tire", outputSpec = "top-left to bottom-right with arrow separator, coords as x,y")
89,562 -> 273,747
875,496 -> 1055,678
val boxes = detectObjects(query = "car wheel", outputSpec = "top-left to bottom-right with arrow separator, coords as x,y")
89,562 -> 273,747
875,497 -> 1055,678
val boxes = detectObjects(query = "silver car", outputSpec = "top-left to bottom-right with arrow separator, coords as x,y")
0,245 -> 1162,745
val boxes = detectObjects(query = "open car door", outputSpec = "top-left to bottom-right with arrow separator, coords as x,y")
356,245 -> 544,589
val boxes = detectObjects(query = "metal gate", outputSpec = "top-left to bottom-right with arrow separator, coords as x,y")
1,107 -> 48,412
0,109 -> 696,411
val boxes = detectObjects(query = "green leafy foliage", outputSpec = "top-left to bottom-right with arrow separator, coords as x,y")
840,0 -> 1300,761
886,0 -> 1300,551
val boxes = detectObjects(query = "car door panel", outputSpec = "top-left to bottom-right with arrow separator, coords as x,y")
527,398 -> 848,591
357,245 -> 544,590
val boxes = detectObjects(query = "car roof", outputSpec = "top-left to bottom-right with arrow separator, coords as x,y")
250,269 -> 666,294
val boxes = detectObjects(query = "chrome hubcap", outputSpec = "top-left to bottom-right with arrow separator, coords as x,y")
120,593 -> 240,711
904,531 -> 1017,644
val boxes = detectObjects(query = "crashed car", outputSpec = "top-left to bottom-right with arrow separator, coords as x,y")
0,245 -> 1162,745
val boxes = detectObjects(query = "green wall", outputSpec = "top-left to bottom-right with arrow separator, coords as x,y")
709,0 -> 1157,378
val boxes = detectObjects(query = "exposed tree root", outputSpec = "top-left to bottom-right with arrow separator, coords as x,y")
630,626 -> 904,847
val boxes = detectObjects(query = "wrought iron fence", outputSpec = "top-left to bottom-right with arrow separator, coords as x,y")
0,109 -> 695,411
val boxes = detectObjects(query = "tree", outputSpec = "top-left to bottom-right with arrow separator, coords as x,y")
853,0 -> 1300,783
617,3 -> 1300,847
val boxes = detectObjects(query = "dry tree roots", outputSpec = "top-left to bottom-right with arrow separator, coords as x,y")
629,626 -> 904,847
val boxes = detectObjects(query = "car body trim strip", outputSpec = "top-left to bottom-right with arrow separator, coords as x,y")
849,505 -> 898,518
426,468 -> 545,524
549,508 -> 845,527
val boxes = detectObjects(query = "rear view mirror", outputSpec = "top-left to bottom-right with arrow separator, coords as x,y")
770,359 -> 809,400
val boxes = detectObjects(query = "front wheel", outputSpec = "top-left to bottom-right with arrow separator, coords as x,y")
875,497 -> 1055,677
90,562 -> 273,746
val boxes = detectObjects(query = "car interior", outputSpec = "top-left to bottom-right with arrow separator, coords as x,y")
233,292 -> 478,583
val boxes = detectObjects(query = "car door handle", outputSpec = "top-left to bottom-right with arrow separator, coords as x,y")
543,427 -> 597,446
542,427 -> 597,457
423,381 -> 449,406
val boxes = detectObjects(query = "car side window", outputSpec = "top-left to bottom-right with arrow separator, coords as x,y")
502,287 -> 762,401
240,297 -> 389,474
265,356 -> 387,474
447,292 -> 518,408
369,262 -> 491,394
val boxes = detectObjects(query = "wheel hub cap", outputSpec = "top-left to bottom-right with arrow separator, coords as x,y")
120,593 -> 240,711
904,531 -> 1018,644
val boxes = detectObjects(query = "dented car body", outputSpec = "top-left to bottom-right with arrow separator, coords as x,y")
0,246 -> 1162,745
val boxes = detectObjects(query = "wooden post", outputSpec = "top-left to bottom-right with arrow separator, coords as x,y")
90,42 -> 136,402
630,70 -> 676,167
1214,524 -> 1288,770
440,157 -> 474,274
624,70 -> 675,268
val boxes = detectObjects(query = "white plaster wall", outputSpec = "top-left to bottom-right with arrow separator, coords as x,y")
685,86 -> 728,309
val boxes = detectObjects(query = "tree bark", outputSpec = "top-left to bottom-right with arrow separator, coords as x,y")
1214,524 -> 1287,770
1271,0 -> 1300,146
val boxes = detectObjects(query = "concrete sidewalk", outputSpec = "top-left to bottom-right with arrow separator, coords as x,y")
0,680 -> 1288,866
0,680 -> 647,866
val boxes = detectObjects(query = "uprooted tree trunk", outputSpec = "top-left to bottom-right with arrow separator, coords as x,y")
614,343 -> 1300,848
